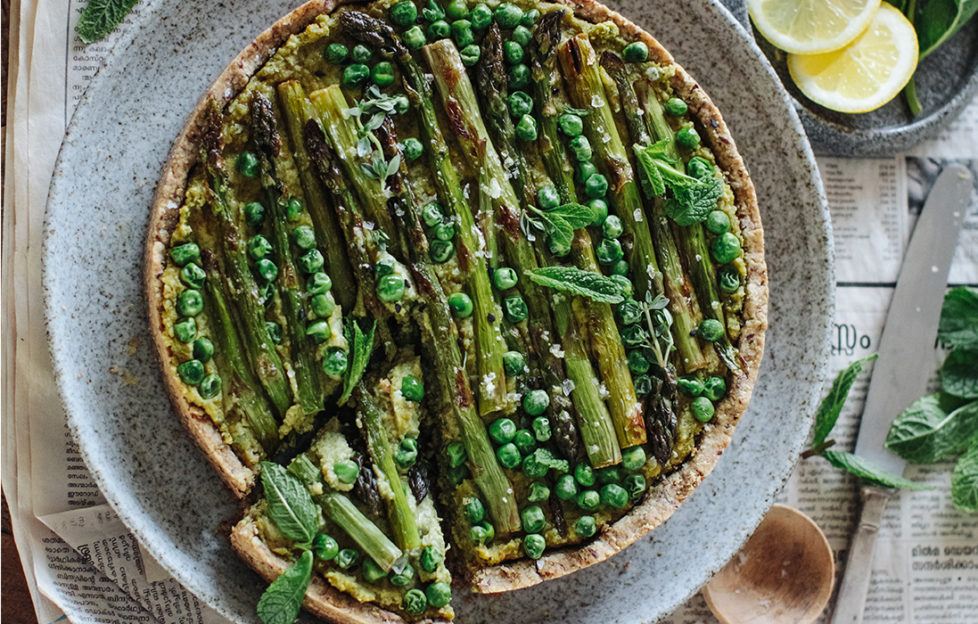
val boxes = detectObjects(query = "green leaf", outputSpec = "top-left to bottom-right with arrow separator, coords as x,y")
938,287 -> 978,348
259,462 -> 319,547
339,318 -> 376,405
633,142 -> 722,226
531,203 -> 593,249
942,348 -> 978,398
914,0 -> 978,58
524,266 -> 627,304
951,443 -> 978,513
76,0 -> 140,44
885,397 -> 978,462
812,355 -> 878,446
821,450 -> 930,490
256,550 -> 313,624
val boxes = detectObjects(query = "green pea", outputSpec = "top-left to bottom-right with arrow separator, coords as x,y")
463,497 -> 486,524
692,396 -> 715,422
289,226 -> 315,250
362,557 -> 387,582
596,238 -> 623,265
676,126 -> 701,149
247,235 -> 272,260
620,324 -> 648,348
698,318 -> 724,342
298,249 -> 325,274
432,221 -> 455,241
177,290 -> 204,317
515,114 -> 538,141
448,464 -> 469,484
602,215 -> 624,239
575,161 -> 598,184
265,321 -> 282,344
395,437 -> 419,468
170,243 -> 200,266
471,521 -> 494,544
177,360 -> 205,385
627,350 -> 650,374
589,198 -> 609,225
513,429 -> 536,455
611,260 -> 630,277
493,267 -> 518,290
508,64 -> 530,89
568,135 -> 592,162
705,211 -> 730,235
521,8 -> 540,25
555,474 -> 578,500
173,318 -> 197,343
521,453 -> 549,478
371,61 -> 395,87
508,91 -> 533,117
324,43 -> 349,64
400,375 -> 424,402
336,549 -> 359,570
310,293 -> 335,318
236,152 -> 259,177
558,113 -> 584,137
494,2 -> 523,27
313,534 -> 339,560
503,296 -> 528,322
429,239 -> 454,263
618,299 -> 642,325
403,25 -> 427,50
686,156 -> 713,179
391,563 -> 415,587
665,96 -> 688,116
323,349 -> 349,376
428,19 -> 451,39
512,25 -> 533,46
192,337 -> 215,362
420,546 -> 442,573
377,274 -> 406,302
390,0 -> 418,25
403,588 -> 427,615
351,44 -> 372,63
677,376 -> 705,396
622,446 -> 647,471
180,263 -> 206,289
601,483 -> 629,509
426,581 -> 452,608
470,3 -> 493,28
574,463 -> 595,487
584,173 -> 608,198
503,41 -> 524,65
489,417 -> 517,444
306,320 -> 331,344
704,376 -> 726,401
334,459 -> 360,484
421,203 -> 443,227
451,19 -> 474,48
624,473 -> 647,499
719,265 -> 741,293
633,375 -> 653,396
523,390 -> 549,416
398,137 -> 423,162
286,198 -> 304,220
521,505 -> 546,533
460,44 -> 481,66
528,419 -> 550,446
527,481 -> 551,503
548,237 -> 571,258
597,467 -> 622,484
342,63 -> 370,88
446,0 -> 468,19
577,489 -> 600,511
575,515 -> 597,538
712,232 -> 742,263
523,533 -> 546,559
446,441 -> 467,468
447,292 -> 474,318
423,0 -> 446,21
496,442 -> 521,469
622,41 -> 649,62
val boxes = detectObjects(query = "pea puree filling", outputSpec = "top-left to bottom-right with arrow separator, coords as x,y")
159,0 -> 749,620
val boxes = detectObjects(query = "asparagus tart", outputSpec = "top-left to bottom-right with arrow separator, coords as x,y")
145,0 -> 767,622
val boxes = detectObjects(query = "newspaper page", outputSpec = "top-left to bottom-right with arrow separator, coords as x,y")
3,0 -> 978,620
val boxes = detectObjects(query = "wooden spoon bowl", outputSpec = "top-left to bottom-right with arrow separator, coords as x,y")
702,504 -> 835,624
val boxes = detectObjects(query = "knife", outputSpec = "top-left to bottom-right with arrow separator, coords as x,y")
830,163 -> 973,624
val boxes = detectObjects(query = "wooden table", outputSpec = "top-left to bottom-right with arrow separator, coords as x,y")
2,493 -> 41,624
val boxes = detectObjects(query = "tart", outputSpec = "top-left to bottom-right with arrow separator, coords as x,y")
145,0 -> 767,622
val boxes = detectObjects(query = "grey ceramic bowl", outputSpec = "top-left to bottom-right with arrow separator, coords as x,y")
43,0 -> 833,622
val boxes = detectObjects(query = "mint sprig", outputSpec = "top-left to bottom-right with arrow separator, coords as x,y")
339,318 -> 376,405
257,550 -> 314,624
76,0 -> 140,43
259,462 -> 319,547
523,266 -> 627,304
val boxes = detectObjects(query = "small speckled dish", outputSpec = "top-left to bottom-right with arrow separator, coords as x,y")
42,0 -> 832,622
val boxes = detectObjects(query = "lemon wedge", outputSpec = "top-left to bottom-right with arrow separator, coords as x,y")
748,0 -> 881,54
787,4 -> 918,114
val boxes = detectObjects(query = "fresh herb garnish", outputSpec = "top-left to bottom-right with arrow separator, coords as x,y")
259,462 -> 320,547
952,444 -> 978,512
633,141 -> 723,226
885,395 -> 978,463
821,450 -> 930,490
343,85 -> 405,189
523,266 -> 628,304
521,202 -> 594,250
941,348 -> 978,398
812,355 -> 879,446
938,286 -> 978,347
76,0 -> 140,44
256,549 -> 314,624
339,317 -> 377,405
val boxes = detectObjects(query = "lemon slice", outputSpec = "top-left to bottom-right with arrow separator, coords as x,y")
748,0 -> 881,54
787,4 -> 918,114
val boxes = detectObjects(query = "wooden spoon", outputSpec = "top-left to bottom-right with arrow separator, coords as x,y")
702,504 -> 835,624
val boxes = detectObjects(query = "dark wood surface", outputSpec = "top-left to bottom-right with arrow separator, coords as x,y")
3,492 -> 41,624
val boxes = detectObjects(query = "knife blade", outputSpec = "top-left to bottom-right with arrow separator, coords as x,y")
830,163 -> 973,624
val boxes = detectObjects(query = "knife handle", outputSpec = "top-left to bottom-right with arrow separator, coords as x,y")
829,486 -> 893,624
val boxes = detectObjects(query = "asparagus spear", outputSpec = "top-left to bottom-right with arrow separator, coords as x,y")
276,80 -> 356,311
288,453 -> 404,571
372,119 -> 522,535
477,26 -> 618,466
600,51 -> 709,373
340,11 -> 509,419
355,386 -> 421,551
199,101 -> 292,415
249,92 -> 325,417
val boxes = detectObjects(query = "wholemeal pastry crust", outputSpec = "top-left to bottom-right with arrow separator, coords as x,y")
144,0 -> 767,618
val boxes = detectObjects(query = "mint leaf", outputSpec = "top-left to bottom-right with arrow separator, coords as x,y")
339,318 -> 376,405
951,442 -> 978,513
76,0 -> 140,43
812,355 -> 878,446
821,450 -> 929,490
938,287 -> 978,348
634,142 -> 722,226
524,266 -> 627,304
941,348 -> 978,398
259,462 -> 319,547
530,203 -> 593,249
886,397 -> 978,463
257,550 -> 313,624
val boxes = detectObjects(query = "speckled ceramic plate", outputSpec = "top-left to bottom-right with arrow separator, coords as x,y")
43,1 -> 832,622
